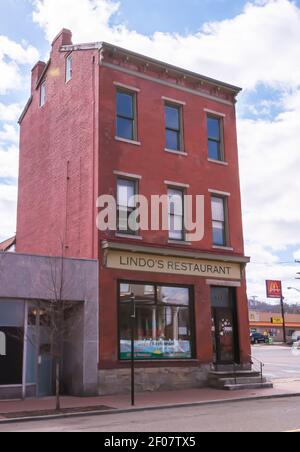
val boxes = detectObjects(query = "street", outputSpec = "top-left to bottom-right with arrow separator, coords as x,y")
252,345 -> 300,380
0,397 -> 300,432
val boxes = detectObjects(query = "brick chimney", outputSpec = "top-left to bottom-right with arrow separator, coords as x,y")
51,29 -> 73,49
31,61 -> 46,94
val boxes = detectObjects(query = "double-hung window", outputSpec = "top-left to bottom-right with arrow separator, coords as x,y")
66,55 -> 72,82
116,90 -> 137,141
165,104 -> 183,152
211,196 -> 228,246
207,116 -> 224,161
40,81 -> 46,107
168,188 -> 184,241
117,178 -> 138,235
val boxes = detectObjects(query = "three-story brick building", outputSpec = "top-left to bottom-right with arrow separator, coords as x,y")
16,29 -> 251,394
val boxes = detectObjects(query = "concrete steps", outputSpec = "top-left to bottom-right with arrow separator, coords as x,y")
224,382 -> 274,391
208,368 -> 273,391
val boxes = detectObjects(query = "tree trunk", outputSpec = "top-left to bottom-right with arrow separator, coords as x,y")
55,360 -> 61,412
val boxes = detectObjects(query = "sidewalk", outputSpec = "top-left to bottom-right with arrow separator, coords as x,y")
1,379 -> 300,421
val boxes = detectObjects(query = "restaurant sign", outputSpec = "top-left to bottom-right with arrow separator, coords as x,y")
266,280 -> 282,299
105,250 -> 242,280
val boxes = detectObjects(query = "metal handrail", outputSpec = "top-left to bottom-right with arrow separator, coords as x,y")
232,354 -> 265,385
247,353 -> 265,383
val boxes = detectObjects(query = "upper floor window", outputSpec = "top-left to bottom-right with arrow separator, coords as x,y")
211,196 -> 228,246
66,55 -> 72,82
168,188 -> 185,241
207,116 -> 224,161
116,90 -> 137,141
40,81 -> 46,107
117,178 -> 138,235
165,104 -> 183,152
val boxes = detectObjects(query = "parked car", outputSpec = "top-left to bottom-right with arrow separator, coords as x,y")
250,332 -> 269,345
291,331 -> 300,343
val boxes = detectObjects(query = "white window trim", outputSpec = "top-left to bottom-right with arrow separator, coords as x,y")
162,96 -> 186,106
115,137 -> 141,146
165,180 -> 190,189
208,189 -> 231,197
114,170 -> 142,180
168,240 -> 192,246
114,81 -> 140,92
165,148 -> 188,156
208,159 -> 228,166
213,245 -> 234,251
115,233 -> 143,240
204,108 -> 226,118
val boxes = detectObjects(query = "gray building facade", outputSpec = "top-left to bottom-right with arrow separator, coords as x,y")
0,252 -> 99,400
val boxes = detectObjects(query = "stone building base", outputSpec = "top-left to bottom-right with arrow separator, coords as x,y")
98,366 -> 210,396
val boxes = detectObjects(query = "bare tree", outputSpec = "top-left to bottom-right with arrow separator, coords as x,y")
25,238 -> 87,411
10,243 -> 86,411
42,249 -> 83,411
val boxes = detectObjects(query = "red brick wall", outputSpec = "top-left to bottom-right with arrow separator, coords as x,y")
98,65 -> 245,256
17,34 -> 99,259
97,63 -> 250,368
16,36 -> 250,369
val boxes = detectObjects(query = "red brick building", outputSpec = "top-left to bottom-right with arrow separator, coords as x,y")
17,29 -> 251,394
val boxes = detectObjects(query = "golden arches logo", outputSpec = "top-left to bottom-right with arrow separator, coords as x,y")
266,280 -> 282,298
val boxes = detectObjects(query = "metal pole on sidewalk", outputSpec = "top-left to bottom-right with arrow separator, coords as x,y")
280,296 -> 287,344
130,293 -> 136,407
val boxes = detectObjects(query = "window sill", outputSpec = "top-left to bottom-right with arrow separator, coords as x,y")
165,148 -> 188,156
212,245 -> 234,251
168,240 -> 192,246
115,137 -> 141,146
116,233 -> 143,240
208,159 -> 228,166
118,359 -> 198,364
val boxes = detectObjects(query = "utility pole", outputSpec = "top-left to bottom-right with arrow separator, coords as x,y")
266,280 -> 286,344
280,296 -> 287,344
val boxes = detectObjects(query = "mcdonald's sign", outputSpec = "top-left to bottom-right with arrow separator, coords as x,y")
266,280 -> 282,299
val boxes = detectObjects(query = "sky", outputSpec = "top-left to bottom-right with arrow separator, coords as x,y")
1,0 -> 300,303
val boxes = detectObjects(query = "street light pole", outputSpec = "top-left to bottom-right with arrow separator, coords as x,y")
280,296 -> 287,344
130,293 -> 136,407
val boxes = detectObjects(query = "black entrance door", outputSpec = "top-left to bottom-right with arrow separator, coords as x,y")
211,287 -> 239,364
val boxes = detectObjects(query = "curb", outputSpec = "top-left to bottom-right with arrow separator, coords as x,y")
1,392 -> 300,426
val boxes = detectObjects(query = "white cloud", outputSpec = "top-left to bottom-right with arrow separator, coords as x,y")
32,0 -> 300,89
294,250 -> 300,260
0,183 -> 17,243
26,0 -> 300,299
0,145 -> 19,180
0,35 -> 39,94
0,124 -> 19,145
0,103 -> 22,122
0,33 -> 37,242
239,89 -> 300,252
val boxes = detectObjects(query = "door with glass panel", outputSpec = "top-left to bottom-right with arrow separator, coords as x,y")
211,287 -> 239,364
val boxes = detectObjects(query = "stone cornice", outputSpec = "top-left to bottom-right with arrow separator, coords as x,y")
60,41 -> 242,104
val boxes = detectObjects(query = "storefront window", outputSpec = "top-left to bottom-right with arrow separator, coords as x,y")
0,301 -> 24,385
119,283 -> 193,360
